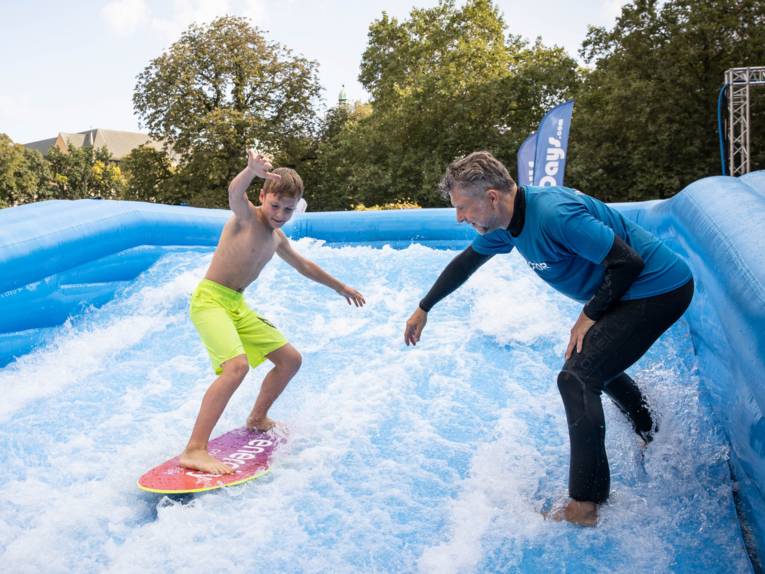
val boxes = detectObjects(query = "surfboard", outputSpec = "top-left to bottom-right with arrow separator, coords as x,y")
138,426 -> 287,494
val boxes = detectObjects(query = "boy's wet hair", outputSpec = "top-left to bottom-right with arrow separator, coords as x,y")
263,167 -> 304,199
438,151 -> 515,199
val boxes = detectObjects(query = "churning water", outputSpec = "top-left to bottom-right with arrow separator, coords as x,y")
0,240 -> 752,573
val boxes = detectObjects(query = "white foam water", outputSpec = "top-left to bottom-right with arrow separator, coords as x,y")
0,240 -> 752,573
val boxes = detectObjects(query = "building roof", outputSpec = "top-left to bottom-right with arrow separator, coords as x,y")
24,136 -> 59,156
24,129 -> 166,161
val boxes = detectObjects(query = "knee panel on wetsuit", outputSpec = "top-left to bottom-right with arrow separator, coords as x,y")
557,370 -> 592,426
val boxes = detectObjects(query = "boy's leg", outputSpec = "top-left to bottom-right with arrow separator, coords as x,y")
184,284 -> 251,474
180,355 -> 249,474
234,305 -> 299,431
246,343 -> 302,431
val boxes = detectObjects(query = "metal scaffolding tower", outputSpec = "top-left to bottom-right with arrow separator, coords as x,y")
725,66 -> 765,176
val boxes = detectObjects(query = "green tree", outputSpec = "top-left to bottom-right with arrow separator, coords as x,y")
568,0 -> 765,201
121,144 -> 177,203
0,134 -> 52,206
91,159 -> 126,199
23,146 -> 55,202
133,16 -> 322,207
301,101 -> 381,210
46,144 -> 124,199
335,0 -> 580,208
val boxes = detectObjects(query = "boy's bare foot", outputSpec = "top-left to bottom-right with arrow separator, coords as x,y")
544,499 -> 598,526
179,448 -> 234,475
246,414 -> 277,432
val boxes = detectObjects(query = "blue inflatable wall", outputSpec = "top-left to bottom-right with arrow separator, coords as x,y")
0,174 -> 763,564
0,202 -> 473,362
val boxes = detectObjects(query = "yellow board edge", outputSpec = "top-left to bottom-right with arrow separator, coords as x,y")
137,468 -> 271,495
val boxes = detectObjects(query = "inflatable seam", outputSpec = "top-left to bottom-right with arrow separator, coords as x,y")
682,190 -> 765,307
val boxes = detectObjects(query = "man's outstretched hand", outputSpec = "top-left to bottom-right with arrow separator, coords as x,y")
404,307 -> 428,346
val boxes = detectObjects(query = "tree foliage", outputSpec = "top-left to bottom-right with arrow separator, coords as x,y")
300,101 -> 381,211
568,0 -> 765,201
46,144 -> 125,200
0,134 -> 52,207
304,0 -> 580,209
4,0 -> 765,210
121,145 -> 176,203
133,16 -> 322,207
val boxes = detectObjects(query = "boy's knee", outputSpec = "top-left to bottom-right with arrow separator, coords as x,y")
223,355 -> 249,379
287,348 -> 302,373
268,345 -> 302,375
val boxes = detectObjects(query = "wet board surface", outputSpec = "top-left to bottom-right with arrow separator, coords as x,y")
138,426 -> 287,494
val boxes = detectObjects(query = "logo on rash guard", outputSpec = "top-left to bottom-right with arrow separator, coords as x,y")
528,261 -> 549,271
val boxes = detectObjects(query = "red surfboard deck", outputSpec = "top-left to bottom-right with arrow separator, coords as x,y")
138,426 -> 287,494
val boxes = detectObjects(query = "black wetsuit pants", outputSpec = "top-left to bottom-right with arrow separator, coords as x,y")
557,279 -> 694,503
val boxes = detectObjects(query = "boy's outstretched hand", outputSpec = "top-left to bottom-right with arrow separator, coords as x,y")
247,148 -> 281,182
337,285 -> 366,307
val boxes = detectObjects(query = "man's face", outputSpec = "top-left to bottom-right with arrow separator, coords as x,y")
259,191 -> 299,229
449,187 -> 500,235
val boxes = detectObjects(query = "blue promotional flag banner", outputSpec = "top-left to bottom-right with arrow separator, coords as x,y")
532,100 -> 574,187
516,132 -> 536,186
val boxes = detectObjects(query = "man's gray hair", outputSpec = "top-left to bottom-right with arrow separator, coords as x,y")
438,151 -> 515,199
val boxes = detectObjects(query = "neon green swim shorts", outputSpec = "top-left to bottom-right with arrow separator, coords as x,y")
190,279 -> 288,374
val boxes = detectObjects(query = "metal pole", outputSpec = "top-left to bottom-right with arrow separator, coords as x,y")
727,69 -> 734,176
745,67 -> 751,174
725,66 -> 765,176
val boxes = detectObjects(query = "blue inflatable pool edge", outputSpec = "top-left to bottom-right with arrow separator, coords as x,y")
1,172 -> 764,568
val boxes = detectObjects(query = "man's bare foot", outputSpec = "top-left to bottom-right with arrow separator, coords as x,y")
544,499 -> 598,526
246,414 -> 277,432
179,448 -> 234,475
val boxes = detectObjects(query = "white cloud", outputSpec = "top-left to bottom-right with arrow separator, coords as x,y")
101,0 -> 269,41
143,0 -> 268,42
0,94 -> 16,122
239,0 -> 268,25
602,0 -> 628,21
101,0 -> 149,35
0,94 -> 35,133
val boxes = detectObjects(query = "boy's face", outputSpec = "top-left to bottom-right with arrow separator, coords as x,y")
258,190 -> 300,229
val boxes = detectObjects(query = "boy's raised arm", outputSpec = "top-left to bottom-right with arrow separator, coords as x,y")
228,149 -> 281,219
275,231 -> 366,307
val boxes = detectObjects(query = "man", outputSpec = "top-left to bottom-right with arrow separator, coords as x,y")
404,151 -> 693,525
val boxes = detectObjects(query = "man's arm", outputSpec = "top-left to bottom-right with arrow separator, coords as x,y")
419,246 -> 493,312
566,235 -> 644,359
583,235 -> 645,321
405,246 -> 493,346
275,231 -> 365,307
228,149 -> 281,220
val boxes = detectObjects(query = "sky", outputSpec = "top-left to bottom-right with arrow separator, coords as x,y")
0,0 -> 628,144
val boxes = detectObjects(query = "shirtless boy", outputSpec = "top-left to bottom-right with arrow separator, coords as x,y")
180,149 -> 365,474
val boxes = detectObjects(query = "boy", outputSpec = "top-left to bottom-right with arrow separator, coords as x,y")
180,149 -> 366,475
